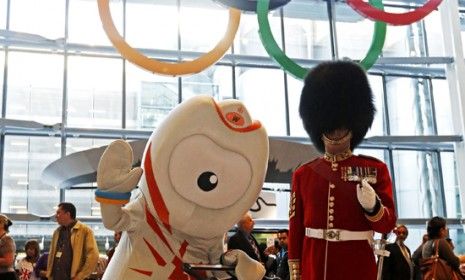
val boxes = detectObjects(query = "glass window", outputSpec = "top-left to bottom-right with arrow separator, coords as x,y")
68,0 -> 122,46
9,0 -> 65,41
233,11 -> 282,57
287,75 -> 306,137
432,79 -> 454,135
2,136 -> 61,217
180,0 -> 232,53
0,50 -> 4,114
353,148 -> 387,163
424,10 -> 445,56
235,67 -> 287,136
126,0 -> 178,51
392,150 -> 444,218
182,65 -> 233,101
441,152 -> 461,218
6,52 -> 63,124
283,1 -> 332,59
366,75 -> 385,137
67,56 -> 122,128
0,0 -> 6,29
126,63 -> 179,130
385,77 -> 435,136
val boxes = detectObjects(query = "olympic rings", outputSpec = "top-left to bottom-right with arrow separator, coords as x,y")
257,0 -> 386,79
213,0 -> 290,12
97,0 -> 240,76
347,0 -> 443,26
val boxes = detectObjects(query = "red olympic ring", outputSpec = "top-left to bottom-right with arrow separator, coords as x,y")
347,0 -> 443,26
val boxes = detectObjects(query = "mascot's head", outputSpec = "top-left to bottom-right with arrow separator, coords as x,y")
299,60 -> 375,153
140,95 -> 269,239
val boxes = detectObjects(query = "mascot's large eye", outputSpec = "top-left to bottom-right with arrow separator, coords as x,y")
169,134 -> 252,209
197,171 -> 218,191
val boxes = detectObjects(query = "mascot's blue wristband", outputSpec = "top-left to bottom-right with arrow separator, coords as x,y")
95,190 -> 131,205
95,190 -> 131,201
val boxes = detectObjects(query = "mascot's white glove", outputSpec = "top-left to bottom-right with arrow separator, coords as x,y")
221,249 -> 266,280
97,139 -> 143,192
356,178 -> 376,212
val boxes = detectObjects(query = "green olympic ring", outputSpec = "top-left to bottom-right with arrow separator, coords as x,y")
257,0 -> 386,79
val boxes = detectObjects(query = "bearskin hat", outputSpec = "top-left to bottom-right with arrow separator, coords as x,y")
299,60 -> 375,153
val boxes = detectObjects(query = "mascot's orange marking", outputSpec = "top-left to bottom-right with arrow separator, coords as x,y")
145,143 -> 171,233
130,268 -> 153,276
146,207 -> 174,253
143,237 -> 167,266
212,98 -> 262,132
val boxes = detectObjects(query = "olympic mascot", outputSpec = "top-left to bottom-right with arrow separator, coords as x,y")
288,60 -> 397,280
95,95 -> 269,280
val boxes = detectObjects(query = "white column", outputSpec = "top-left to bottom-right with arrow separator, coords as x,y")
439,0 -> 465,217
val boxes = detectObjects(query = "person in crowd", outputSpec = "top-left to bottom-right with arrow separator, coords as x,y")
288,60 -> 396,280
0,214 -> 16,280
16,239 -> 40,280
106,231 -> 122,264
34,252 -> 48,280
412,233 -> 428,280
275,229 -> 289,280
382,224 -> 413,280
422,216 -> 463,279
228,212 -> 267,265
47,202 -> 99,280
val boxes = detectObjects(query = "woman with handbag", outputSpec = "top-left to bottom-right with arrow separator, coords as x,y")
421,216 -> 463,280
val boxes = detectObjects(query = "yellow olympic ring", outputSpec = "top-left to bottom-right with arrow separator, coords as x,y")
97,0 -> 240,76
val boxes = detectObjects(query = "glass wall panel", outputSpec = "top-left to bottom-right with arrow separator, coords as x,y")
2,136 -> 61,216
283,0 -> 331,59
67,56 -> 122,128
393,150 -> 443,218
441,152 -> 461,218
0,0 -> 6,29
6,52 -> 63,124
180,0 -> 231,53
233,11 -> 282,57
366,75 -> 385,137
353,148 -> 387,163
0,50 -> 3,114
424,11 -> 445,56
126,0 -> 177,51
126,63 -> 179,130
432,79 -> 454,135
287,75 -> 306,137
386,77 -> 435,136
68,0 -> 122,46
235,67 -> 287,136
181,65 -> 232,101
9,0 -> 65,41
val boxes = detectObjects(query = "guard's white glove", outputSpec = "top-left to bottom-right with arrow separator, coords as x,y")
356,178 -> 377,212
221,249 -> 265,280
97,139 -> 143,192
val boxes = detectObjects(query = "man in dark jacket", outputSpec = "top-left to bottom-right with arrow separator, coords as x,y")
382,224 -> 413,280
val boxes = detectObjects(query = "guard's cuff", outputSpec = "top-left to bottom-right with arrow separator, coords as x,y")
364,199 -> 384,222
288,259 -> 301,280
95,189 -> 131,205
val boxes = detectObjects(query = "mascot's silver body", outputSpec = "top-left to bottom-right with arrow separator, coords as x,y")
97,96 -> 269,280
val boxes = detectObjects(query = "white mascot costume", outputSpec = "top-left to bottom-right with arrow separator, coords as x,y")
96,95 -> 269,280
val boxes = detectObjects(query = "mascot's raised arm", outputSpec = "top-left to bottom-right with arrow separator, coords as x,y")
95,95 -> 269,280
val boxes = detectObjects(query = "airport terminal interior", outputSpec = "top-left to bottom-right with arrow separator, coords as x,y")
2,0 -> 465,261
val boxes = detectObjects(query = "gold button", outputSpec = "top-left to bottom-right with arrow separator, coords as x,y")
329,202 -> 335,207
329,209 -> 334,214
329,196 -> 335,202
329,215 -> 334,221
328,223 -> 334,228
330,183 -> 335,189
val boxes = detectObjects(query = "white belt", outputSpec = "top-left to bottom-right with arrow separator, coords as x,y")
305,227 -> 373,242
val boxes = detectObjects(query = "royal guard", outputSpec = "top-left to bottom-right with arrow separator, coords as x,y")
288,60 -> 397,280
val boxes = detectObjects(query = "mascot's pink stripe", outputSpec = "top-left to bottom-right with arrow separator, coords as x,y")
130,268 -> 153,276
145,206 -> 175,254
212,98 -> 262,132
144,143 -> 171,233
143,237 -> 167,266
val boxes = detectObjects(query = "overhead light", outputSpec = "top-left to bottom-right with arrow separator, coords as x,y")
9,205 -> 27,209
10,173 -> 27,178
17,181 -> 29,185
11,141 -> 28,146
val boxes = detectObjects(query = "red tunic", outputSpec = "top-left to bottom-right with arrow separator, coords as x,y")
288,155 -> 396,280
